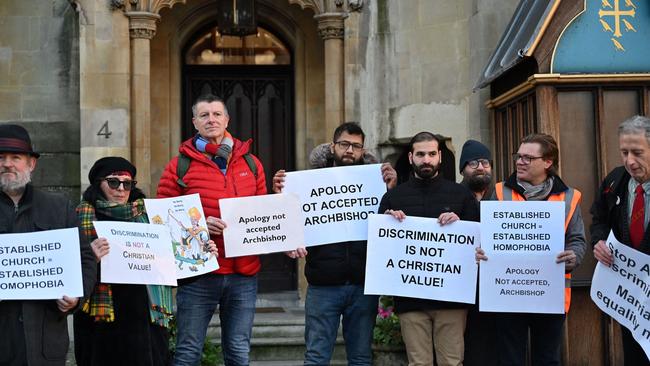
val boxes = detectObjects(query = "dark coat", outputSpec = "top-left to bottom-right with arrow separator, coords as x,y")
378,174 -> 480,313
0,185 -> 97,366
304,144 -> 378,286
591,166 -> 650,254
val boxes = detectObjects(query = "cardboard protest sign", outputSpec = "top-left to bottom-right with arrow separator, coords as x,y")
365,214 -> 480,304
283,164 -> 386,246
144,194 -> 219,279
93,221 -> 177,286
479,201 -> 565,314
219,193 -> 305,257
0,228 -> 83,300
591,231 -> 650,359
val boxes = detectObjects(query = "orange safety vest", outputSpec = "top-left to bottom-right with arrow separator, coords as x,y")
495,182 -> 582,313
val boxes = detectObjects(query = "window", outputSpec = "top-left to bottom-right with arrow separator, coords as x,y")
493,93 -> 537,181
185,26 -> 290,65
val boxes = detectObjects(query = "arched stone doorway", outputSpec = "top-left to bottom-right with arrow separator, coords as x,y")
148,0 -> 326,293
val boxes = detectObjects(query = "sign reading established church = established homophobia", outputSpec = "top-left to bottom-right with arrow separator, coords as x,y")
219,193 -> 305,257
365,214 -> 480,304
479,201 -> 565,314
93,221 -> 177,286
591,231 -> 650,359
282,164 -> 386,247
0,228 -> 83,300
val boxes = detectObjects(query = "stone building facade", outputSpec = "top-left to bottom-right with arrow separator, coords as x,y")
0,0 -> 518,293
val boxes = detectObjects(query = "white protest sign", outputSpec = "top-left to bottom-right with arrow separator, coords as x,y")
591,231 -> 650,359
0,228 -> 83,300
144,194 -> 219,279
93,221 -> 177,286
283,164 -> 386,247
365,214 -> 480,304
479,201 -> 565,314
219,193 -> 305,257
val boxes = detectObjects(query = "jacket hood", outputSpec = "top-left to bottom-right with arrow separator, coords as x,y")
309,143 -> 379,168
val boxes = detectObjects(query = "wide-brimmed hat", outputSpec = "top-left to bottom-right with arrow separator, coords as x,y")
0,124 -> 40,158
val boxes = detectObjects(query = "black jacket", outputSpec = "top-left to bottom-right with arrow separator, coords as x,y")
304,144 -> 377,286
378,174 -> 480,313
591,166 -> 650,254
0,185 -> 96,366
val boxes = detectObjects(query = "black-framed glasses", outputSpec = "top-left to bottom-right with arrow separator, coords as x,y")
512,153 -> 544,165
104,178 -> 137,191
334,141 -> 364,151
467,159 -> 491,169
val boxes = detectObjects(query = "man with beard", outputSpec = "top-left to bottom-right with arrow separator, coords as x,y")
457,139 -> 497,366
0,124 -> 96,366
272,122 -> 397,366
379,131 -> 479,366
476,133 -> 585,366
459,139 -> 494,201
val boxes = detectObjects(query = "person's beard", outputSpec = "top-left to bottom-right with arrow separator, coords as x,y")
333,152 -> 364,166
0,168 -> 31,195
412,161 -> 439,179
465,172 -> 492,192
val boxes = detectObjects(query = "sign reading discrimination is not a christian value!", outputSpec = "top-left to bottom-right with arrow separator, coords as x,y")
93,221 -> 177,286
591,232 -> 650,359
479,201 -> 565,314
0,228 -> 83,300
282,164 -> 386,247
219,193 -> 305,257
365,214 -> 480,304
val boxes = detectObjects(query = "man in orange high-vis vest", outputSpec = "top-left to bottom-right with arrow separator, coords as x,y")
591,115 -> 650,366
476,133 -> 586,366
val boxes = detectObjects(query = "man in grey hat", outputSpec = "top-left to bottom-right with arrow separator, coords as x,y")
0,124 -> 96,366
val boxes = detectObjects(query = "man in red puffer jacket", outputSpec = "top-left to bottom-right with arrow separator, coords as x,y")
157,94 -> 266,366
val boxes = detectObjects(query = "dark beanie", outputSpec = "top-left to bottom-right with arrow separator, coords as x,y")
88,157 -> 137,184
459,139 -> 491,171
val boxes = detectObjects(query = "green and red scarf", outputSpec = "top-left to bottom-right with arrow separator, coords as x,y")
77,198 -> 174,328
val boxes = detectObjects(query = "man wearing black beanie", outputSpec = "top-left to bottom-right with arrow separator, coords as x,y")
459,139 -> 494,201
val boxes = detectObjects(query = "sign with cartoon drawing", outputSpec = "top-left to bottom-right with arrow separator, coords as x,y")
144,193 -> 219,279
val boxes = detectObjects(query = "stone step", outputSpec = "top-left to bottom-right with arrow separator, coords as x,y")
250,360 -> 347,366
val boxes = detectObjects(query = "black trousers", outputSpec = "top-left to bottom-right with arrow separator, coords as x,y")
622,326 -> 650,366
495,312 -> 565,366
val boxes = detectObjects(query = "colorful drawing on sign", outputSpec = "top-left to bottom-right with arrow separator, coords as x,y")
145,193 -> 218,279
552,0 -> 650,73
166,207 -> 211,271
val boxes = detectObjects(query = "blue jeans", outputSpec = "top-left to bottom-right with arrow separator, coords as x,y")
173,273 -> 257,366
304,284 -> 378,366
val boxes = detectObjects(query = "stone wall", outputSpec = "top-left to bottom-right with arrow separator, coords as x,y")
0,0 -> 81,199
346,0 -> 518,179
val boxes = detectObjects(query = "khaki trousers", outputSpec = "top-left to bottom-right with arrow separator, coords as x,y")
398,308 -> 468,366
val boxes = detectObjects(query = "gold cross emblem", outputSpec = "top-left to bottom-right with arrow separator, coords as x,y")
599,0 -> 636,38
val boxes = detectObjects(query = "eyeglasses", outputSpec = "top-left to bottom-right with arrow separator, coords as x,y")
334,141 -> 364,151
104,178 -> 137,191
512,153 -> 544,165
467,159 -> 491,169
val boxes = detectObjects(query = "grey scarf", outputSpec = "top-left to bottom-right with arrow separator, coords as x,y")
517,176 -> 554,201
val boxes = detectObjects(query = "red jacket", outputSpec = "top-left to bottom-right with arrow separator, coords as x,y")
157,136 -> 266,275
